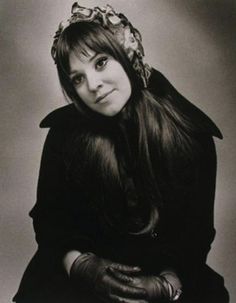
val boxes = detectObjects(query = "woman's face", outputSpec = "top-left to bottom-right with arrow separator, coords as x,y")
69,48 -> 132,116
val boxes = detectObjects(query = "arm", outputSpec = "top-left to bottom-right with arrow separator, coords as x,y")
29,127 -> 96,259
30,127 -> 149,303
149,69 -> 221,293
159,134 -> 217,295
114,134 -> 217,301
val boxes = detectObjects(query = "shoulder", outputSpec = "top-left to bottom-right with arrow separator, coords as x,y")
148,68 -> 223,139
40,103 -> 84,129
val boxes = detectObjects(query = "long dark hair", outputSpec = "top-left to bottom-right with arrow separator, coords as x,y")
55,22 -> 198,235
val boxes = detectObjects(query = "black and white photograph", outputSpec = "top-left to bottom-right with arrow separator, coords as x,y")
0,1 -> 235,302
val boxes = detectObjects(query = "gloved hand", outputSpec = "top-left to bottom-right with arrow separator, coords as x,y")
110,268 -> 171,302
70,252 -> 148,303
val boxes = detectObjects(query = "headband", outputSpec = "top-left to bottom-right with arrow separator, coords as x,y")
51,2 -> 152,87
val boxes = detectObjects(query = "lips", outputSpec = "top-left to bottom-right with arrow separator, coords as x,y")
95,89 -> 114,104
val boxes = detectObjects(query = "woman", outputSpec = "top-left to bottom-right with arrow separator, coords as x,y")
13,3 -> 229,303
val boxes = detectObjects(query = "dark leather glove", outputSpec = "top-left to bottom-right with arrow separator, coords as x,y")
110,268 -> 172,302
70,252 -> 148,303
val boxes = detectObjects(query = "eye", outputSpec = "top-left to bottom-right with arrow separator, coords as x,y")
95,56 -> 108,70
71,74 -> 84,86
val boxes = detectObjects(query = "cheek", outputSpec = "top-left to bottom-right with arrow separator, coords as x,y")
125,78 -> 132,95
112,68 -> 131,96
121,73 -> 132,99
111,62 -> 130,85
75,88 -> 90,105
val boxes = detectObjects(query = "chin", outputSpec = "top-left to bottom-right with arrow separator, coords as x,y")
98,105 -> 123,117
101,110 -> 120,117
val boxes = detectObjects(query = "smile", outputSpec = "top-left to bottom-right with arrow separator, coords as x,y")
95,90 -> 115,104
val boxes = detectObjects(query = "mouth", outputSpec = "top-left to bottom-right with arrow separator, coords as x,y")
95,90 -> 115,104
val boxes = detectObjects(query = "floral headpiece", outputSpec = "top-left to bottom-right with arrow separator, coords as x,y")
51,2 -> 152,87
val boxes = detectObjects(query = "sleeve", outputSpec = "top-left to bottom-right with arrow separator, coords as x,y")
159,134 -> 218,293
29,127 -> 96,259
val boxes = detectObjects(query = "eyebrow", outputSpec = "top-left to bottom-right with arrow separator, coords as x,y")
69,52 -> 99,76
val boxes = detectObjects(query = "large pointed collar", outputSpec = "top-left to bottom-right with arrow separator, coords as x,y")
148,69 -> 223,139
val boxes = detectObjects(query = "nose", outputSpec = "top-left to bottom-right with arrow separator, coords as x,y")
86,72 -> 103,92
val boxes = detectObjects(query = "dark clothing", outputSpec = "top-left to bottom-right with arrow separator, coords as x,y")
13,70 -> 229,303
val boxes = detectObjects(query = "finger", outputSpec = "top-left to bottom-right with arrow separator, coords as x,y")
110,263 -> 141,273
109,267 -> 134,283
109,294 -> 149,303
105,276 -> 147,298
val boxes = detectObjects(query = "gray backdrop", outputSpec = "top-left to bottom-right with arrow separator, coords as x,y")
0,1 -> 235,302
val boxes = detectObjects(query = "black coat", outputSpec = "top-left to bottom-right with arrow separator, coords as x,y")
13,70 -> 229,303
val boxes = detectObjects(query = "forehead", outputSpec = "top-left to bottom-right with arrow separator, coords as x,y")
70,46 -> 96,62
69,47 -> 98,71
